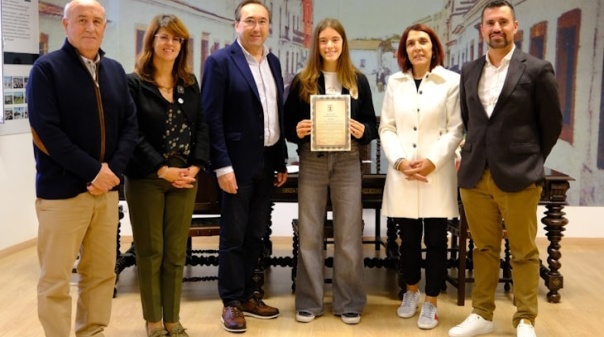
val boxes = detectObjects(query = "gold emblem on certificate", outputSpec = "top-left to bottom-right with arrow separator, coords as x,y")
310,95 -> 351,151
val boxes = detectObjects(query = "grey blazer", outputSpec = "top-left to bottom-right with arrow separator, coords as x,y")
457,48 -> 563,192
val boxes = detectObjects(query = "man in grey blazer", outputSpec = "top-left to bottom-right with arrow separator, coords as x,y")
201,0 -> 288,333
449,1 -> 562,337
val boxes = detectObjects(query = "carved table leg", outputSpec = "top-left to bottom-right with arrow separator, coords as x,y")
502,238 -> 512,292
393,219 -> 405,299
291,225 -> 299,291
386,217 -> 400,260
253,254 -> 266,300
540,204 -> 568,303
114,205 -> 137,297
254,203 -> 276,300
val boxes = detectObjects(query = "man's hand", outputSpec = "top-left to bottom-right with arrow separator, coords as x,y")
90,163 -> 120,192
218,172 -> 238,194
275,171 -> 288,187
87,183 -> 106,196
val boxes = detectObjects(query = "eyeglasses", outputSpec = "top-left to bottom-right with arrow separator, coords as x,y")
154,34 -> 185,45
240,18 -> 269,28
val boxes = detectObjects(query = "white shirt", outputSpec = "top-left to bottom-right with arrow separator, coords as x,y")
80,54 -> 100,82
239,39 -> 280,147
322,71 -> 342,94
479,45 -> 515,118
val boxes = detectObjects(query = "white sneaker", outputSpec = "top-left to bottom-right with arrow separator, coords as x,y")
448,313 -> 494,337
397,290 -> 421,318
417,302 -> 439,329
517,319 -> 536,337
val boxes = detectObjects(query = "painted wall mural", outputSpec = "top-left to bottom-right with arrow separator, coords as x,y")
34,0 -> 604,206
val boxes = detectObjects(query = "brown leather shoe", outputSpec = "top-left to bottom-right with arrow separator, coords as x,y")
221,306 -> 246,333
240,297 -> 280,319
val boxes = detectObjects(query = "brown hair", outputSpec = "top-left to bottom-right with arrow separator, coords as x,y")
295,18 -> 359,103
134,14 -> 194,86
396,24 -> 445,73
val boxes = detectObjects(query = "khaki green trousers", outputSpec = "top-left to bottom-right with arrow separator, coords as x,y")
125,175 -> 197,323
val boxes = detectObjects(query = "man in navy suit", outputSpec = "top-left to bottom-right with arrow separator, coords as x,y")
201,0 -> 288,333
448,1 -> 562,337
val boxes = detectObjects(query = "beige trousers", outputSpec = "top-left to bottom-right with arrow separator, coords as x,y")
36,191 -> 118,337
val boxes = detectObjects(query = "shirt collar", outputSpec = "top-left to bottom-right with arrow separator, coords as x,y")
80,53 -> 100,64
237,39 -> 269,61
391,65 -> 447,81
486,44 -> 515,68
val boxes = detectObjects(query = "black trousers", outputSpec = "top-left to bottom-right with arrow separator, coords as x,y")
397,217 -> 448,297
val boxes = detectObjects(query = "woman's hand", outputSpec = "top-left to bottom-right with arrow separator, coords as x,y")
350,119 -> 365,139
159,166 -> 197,188
170,165 -> 200,188
400,158 -> 435,183
296,119 -> 312,138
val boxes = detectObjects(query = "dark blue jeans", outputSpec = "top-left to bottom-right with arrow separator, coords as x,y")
218,155 -> 274,306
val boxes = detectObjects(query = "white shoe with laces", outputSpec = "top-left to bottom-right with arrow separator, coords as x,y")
517,319 -> 537,337
397,290 -> 421,318
417,302 -> 439,329
448,313 -> 494,337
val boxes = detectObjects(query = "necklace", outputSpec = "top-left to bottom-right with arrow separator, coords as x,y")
158,86 -> 173,94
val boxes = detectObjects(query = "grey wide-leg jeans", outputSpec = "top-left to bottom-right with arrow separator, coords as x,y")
295,142 -> 367,315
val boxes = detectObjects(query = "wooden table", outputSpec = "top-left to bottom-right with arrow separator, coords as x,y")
267,169 -> 573,303
114,170 -> 572,303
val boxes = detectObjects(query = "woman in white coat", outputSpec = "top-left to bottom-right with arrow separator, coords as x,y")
379,24 -> 463,330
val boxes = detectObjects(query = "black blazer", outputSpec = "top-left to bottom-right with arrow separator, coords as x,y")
125,73 -> 210,178
458,48 -> 562,192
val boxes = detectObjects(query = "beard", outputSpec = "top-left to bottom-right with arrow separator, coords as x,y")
486,35 -> 511,49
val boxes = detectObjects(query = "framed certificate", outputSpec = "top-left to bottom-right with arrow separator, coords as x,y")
310,94 -> 351,151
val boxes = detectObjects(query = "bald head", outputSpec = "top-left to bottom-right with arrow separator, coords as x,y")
64,0 -> 105,20
62,0 -> 107,59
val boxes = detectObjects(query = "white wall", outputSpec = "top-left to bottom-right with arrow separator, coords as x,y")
0,132 -> 38,250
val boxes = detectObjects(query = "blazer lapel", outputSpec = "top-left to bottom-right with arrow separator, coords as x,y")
467,57 -> 488,118
267,54 -> 283,104
229,42 -> 261,102
492,49 -> 525,117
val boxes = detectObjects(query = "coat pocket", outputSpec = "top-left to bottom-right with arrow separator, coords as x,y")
508,143 -> 539,154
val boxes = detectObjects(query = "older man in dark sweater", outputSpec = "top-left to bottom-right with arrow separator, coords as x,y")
26,1 -> 137,336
